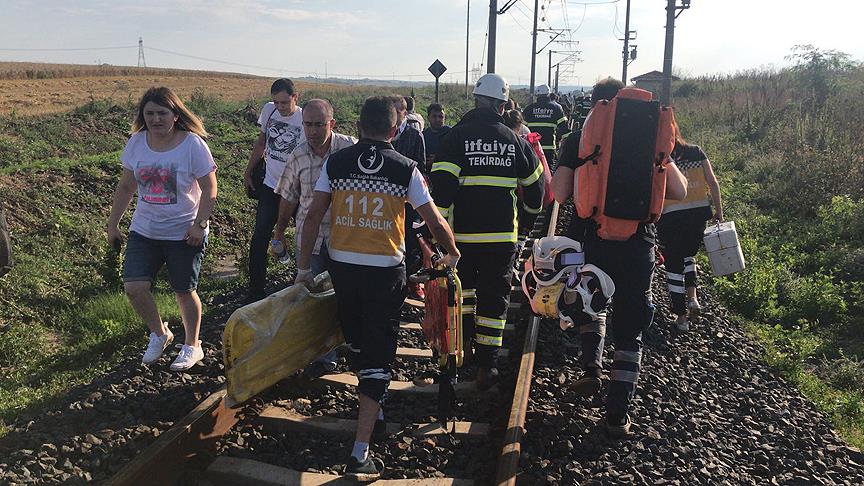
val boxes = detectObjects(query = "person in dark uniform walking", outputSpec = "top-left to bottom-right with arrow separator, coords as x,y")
523,84 -> 568,167
296,96 -> 459,481
431,73 -> 545,389
553,77 -> 688,438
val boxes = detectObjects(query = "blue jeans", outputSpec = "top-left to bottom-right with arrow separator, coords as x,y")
249,184 -> 280,294
123,231 -> 207,293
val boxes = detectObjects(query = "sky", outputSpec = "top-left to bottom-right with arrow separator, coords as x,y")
1,0 -> 862,88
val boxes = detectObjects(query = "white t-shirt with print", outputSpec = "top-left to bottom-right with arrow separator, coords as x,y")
258,102 -> 305,189
121,132 -> 217,241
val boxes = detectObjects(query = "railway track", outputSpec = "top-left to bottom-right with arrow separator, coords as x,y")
107,203 -> 559,486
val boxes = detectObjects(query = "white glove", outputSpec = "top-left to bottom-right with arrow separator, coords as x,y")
440,253 -> 460,269
295,268 -> 314,286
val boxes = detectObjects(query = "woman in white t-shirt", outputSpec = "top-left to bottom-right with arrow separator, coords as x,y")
107,87 -> 218,371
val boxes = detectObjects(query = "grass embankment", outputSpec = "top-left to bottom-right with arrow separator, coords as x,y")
673,46 -> 864,447
0,83 -> 474,436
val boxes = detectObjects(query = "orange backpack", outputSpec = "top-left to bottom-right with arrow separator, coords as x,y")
574,87 -> 676,241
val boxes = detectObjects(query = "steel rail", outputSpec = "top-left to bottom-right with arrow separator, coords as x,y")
495,201 -> 559,486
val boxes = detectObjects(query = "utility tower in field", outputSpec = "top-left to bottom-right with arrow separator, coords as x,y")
137,37 -> 146,68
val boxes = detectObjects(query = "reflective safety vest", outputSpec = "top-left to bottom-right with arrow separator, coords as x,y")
663,143 -> 711,214
327,140 -> 415,267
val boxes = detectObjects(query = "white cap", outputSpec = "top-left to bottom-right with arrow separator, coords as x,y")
473,73 -> 510,102
536,84 -> 551,96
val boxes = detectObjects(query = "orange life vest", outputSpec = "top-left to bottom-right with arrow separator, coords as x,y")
574,87 -> 676,241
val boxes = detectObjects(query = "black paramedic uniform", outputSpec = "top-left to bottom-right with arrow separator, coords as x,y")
319,139 -> 432,402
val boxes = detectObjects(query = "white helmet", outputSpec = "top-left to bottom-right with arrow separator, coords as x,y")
536,84 -> 551,96
527,236 -> 584,286
473,73 -> 510,101
558,264 -> 615,324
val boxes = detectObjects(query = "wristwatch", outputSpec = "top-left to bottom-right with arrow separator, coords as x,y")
195,219 -> 209,229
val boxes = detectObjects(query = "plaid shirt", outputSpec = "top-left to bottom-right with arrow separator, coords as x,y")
274,132 -> 357,254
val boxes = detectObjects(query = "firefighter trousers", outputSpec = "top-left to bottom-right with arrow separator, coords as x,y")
456,244 -> 517,369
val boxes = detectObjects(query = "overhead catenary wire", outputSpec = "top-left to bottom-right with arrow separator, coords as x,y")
565,0 -> 619,4
507,9 -> 535,35
612,3 -> 625,37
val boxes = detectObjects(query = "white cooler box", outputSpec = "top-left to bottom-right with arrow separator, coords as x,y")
703,221 -> 745,276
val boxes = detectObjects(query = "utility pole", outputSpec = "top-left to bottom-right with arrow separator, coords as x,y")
137,37 -> 146,68
547,49 -> 553,86
529,0 -> 539,96
621,0 -> 636,84
487,0 -> 497,72
555,64 -> 560,92
466,0 -> 471,97
661,0 -> 690,104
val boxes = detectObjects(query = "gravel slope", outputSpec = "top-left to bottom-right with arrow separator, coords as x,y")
518,203 -> 864,485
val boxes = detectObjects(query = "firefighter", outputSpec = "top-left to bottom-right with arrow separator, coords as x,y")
430,73 -> 545,390
523,84 -> 568,167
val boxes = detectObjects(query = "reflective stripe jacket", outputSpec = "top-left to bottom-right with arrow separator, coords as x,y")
430,107 -> 545,247
523,97 -> 568,151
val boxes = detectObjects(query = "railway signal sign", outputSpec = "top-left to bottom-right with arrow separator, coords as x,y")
429,59 -> 447,102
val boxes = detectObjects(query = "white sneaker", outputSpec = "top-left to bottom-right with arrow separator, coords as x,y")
170,342 -> 204,371
675,315 -> 690,332
142,327 -> 174,364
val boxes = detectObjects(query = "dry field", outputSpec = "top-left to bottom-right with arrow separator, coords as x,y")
0,62 -> 346,116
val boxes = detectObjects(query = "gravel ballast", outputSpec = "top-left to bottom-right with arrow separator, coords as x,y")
2,205 -> 864,485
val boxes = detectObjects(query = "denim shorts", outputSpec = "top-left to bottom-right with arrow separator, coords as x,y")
123,231 -> 207,293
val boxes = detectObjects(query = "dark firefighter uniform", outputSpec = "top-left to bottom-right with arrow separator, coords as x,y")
317,139 -> 433,403
522,97 -> 568,166
430,107 -> 545,368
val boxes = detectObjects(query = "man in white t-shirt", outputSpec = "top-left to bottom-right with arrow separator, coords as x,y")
243,78 -> 306,301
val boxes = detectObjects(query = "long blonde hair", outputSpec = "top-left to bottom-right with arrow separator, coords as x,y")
131,87 -> 207,138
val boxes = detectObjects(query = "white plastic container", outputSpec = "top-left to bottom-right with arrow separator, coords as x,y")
703,221 -> 745,276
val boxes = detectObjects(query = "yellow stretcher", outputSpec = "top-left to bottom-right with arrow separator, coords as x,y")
222,272 -> 343,408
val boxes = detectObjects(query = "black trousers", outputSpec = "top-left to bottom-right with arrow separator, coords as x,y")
657,206 -> 711,315
578,233 -> 656,422
329,261 -> 406,402
457,244 -> 517,368
248,184 -> 280,294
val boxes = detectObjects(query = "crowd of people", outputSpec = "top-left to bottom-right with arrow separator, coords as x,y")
106,74 -> 723,480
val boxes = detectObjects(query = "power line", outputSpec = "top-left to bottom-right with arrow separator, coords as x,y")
571,5 -> 588,32
146,45 -> 440,79
507,9 -> 534,34
0,46 -> 136,52
0,42 -> 474,81
612,3 -> 625,37
513,0 -> 535,23
566,0 -> 619,4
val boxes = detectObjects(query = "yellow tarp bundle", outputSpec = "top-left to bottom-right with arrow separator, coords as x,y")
222,272 -> 343,407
